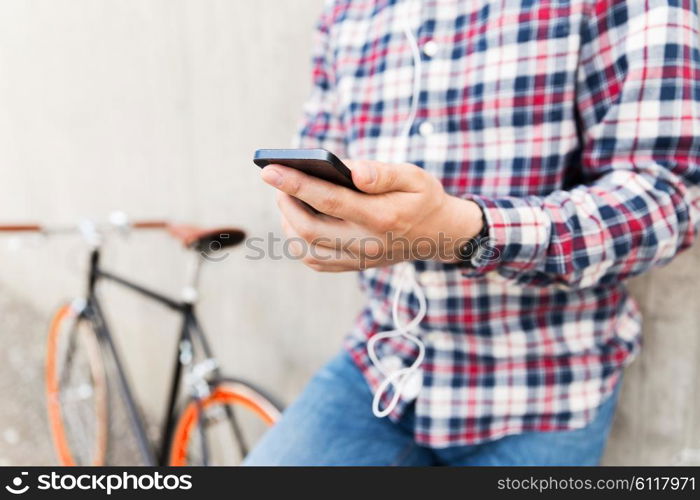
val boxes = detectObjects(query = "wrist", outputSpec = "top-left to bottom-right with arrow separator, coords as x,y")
437,195 -> 485,262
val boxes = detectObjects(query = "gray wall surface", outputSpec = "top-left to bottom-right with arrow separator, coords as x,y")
0,0 -> 697,465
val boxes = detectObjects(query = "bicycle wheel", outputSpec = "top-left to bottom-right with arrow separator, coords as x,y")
45,302 -> 109,466
169,378 -> 282,465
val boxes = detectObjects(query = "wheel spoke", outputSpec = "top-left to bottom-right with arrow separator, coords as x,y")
224,405 -> 249,459
196,400 -> 210,466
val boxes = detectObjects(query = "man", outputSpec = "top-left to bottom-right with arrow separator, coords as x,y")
245,0 -> 700,465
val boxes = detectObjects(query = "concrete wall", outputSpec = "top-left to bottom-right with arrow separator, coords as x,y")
0,0 -> 361,440
0,0 -> 697,465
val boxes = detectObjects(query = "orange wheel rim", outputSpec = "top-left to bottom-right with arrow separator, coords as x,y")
169,385 -> 279,466
45,304 -> 108,466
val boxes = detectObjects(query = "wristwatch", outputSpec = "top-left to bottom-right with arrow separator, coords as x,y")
457,206 -> 489,268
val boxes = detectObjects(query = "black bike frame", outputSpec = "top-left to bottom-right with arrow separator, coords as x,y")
81,247 -> 216,466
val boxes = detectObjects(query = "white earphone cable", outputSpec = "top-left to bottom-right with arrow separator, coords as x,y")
400,25 -> 423,141
367,9 -> 428,418
368,264 -> 427,417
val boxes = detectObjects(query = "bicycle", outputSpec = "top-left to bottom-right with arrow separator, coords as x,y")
0,213 -> 282,466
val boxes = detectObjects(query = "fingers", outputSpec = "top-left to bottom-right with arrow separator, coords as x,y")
261,164 -> 363,220
260,160 -> 437,228
280,216 -> 357,272
345,160 -> 427,194
276,193 -> 353,248
277,193 -> 389,256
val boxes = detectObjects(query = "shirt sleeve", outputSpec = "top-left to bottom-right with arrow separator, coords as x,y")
293,0 -> 347,156
465,0 -> 700,289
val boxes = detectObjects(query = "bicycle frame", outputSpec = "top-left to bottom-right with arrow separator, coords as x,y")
81,247 -> 217,466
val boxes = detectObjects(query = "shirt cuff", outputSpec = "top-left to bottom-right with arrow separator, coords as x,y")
462,194 -> 551,277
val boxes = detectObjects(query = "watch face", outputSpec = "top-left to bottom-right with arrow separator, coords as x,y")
458,237 -> 481,261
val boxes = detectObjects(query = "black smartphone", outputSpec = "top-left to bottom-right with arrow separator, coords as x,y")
253,148 -> 357,191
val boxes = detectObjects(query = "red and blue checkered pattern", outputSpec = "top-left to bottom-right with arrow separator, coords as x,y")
296,0 -> 700,447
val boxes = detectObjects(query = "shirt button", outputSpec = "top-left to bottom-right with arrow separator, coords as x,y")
422,39 -> 439,58
418,121 -> 435,137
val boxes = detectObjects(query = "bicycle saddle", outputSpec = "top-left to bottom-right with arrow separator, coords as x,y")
167,224 -> 246,253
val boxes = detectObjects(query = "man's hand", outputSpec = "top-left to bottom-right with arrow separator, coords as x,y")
261,160 -> 484,272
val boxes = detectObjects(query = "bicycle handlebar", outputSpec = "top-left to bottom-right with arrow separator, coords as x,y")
0,216 -> 246,252
0,224 -> 43,232
0,220 -> 169,234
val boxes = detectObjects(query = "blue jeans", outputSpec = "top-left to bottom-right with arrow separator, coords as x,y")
244,351 -> 621,466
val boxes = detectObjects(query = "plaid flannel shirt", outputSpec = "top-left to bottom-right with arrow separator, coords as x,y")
295,0 -> 700,447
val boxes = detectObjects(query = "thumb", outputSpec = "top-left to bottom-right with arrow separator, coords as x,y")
346,160 -> 422,194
